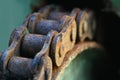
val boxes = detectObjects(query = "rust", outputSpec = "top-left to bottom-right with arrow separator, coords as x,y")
31,30 -> 57,70
50,15 -> 77,66
0,4 -> 98,80
33,55 -> 52,80
52,41 -> 103,80
76,10 -> 96,41
7,56 -> 52,80
35,19 -> 61,34
8,56 -> 33,78
28,13 -> 69,35
0,26 -> 27,71
1,30 -> 56,80
21,30 -> 57,58
47,8 -> 96,42
28,5 -> 64,33
28,13 -> 43,33
28,12 -> 77,66
9,26 -> 57,58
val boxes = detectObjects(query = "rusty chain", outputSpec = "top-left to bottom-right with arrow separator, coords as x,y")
0,4 -> 100,80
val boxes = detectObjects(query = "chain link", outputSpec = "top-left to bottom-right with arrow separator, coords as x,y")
0,4 -> 99,80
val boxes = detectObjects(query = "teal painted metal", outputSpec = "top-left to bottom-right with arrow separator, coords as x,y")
59,48 -> 111,80
0,0 -> 32,51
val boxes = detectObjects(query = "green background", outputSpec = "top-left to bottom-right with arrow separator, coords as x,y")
0,0 -> 120,51
0,0 -> 31,51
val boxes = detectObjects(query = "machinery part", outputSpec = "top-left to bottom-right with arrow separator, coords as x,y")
59,48 -> 110,80
28,4 -> 64,33
7,55 -> 52,80
28,13 -> 69,34
8,56 -> 33,78
50,15 -> 76,66
21,31 -> 57,58
86,10 -> 96,40
1,29 -> 55,80
9,26 -> 28,46
9,26 -> 57,58
77,10 -> 96,41
1,24 -> 55,72
52,42 -> 103,80
33,55 -> 52,80
28,13 -> 77,66
0,26 -> 27,72
48,8 -> 96,42
30,29 -> 55,79
21,34 -> 46,58
48,8 -> 80,42
9,14 -> 77,67
0,4 -> 98,80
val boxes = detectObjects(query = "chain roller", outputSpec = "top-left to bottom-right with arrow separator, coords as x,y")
0,4 -> 100,80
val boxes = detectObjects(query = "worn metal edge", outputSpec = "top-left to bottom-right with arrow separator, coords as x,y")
52,41 -> 103,80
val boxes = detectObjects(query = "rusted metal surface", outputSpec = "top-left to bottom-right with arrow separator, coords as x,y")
47,8 -> 96,42
21,30 -> 56,58
0,26 -> 27,72
28,13 -> 71,35
0,30 -> 56,80
52,41 -> 103,80
50,15 -> 77,66
21,34 -> 46,58
7,55 -> 52,80
76,10 -> 96,41
8,56 -> 33,78
0,4 -> 98,80
27,12 -> 77,66
33,55 -> 52,80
